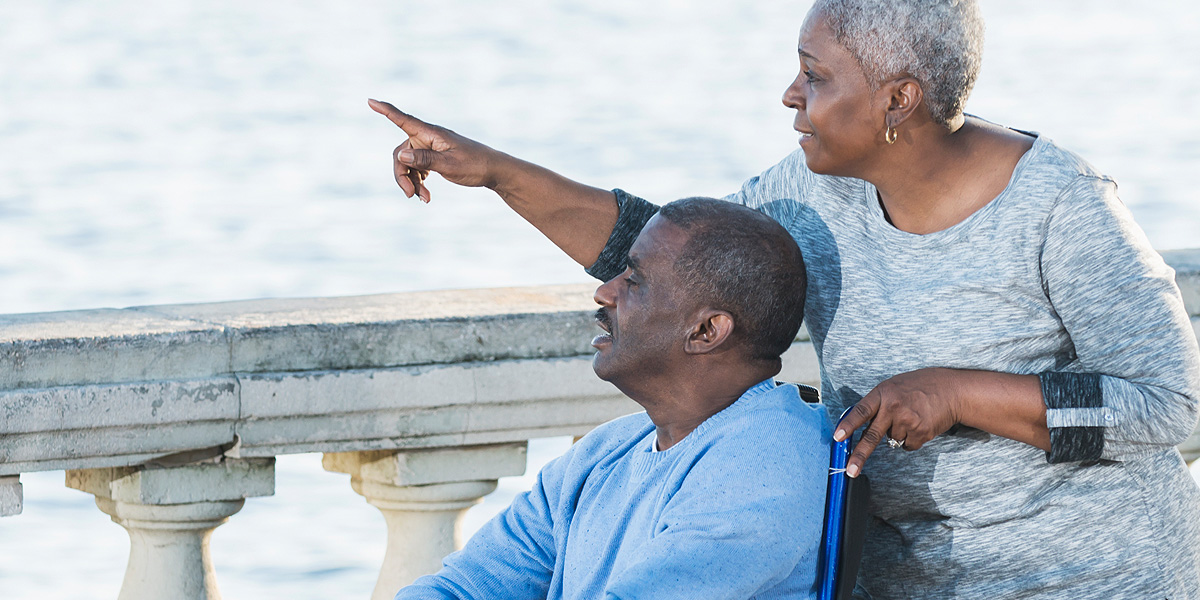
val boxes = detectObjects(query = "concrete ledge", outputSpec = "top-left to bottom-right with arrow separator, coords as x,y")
234,356 -> 641,459
1,285 -> 600,391
0,309 -> 230,392
323,443 -> 528,487
1,378 -> 238,434
1163,249 -> 1200,317
109,459 -> 275,505
0,337 -> 820,475
0,251 -> 1192,478
0,378 -> 239,476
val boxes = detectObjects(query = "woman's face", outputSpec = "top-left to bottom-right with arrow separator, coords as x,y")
783,12 -> 889,177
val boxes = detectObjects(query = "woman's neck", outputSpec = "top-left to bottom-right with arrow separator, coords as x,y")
866,117 -> 1034,235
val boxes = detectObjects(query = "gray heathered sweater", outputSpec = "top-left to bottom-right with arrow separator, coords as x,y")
586,135 -> 1200,599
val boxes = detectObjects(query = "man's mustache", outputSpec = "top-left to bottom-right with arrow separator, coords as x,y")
594,308 -> 613,334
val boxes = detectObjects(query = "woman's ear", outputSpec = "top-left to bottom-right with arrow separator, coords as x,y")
684,310 -> 735,355
883,77 -> 924,129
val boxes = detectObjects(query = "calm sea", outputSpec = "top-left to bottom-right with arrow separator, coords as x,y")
1,1 -> 1197,597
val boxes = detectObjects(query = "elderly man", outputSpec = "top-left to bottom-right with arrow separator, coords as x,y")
395,198 -> 832,600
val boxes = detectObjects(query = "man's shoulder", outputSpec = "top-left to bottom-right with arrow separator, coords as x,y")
676,382 -> 833,484
567,384 -> 832,471
716,383 -> 833,446
663,383 -> 833,512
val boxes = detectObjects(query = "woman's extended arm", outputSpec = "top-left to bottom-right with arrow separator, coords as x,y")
369,99 -> 617,267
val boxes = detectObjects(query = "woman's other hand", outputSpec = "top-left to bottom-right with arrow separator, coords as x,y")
834,368 -> 1050,477
368,99 -> 500,203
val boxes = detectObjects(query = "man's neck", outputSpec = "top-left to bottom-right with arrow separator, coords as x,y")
617,361 -> 779,451
652,405 -> 739,450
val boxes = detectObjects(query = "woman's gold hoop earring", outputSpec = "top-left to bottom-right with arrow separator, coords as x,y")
885,126 -> 898,145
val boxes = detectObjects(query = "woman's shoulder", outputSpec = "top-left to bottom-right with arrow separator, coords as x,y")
1013,134 -> 1114,188
980,133 -> 1124,231
732,148 -> 866,208
1001,134 -> 1158,273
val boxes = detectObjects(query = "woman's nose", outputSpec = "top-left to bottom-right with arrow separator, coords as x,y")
782,72 -> 807,110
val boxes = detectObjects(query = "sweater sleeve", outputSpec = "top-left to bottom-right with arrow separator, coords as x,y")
586,148 -> 817,282
393,452 -> 567,600
1039,175 -> 1200,463
603,410 -> 830,600
722,147 -> 816,223
585,189 -> 659,282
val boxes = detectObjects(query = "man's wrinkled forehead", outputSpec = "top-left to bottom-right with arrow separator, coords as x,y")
628,218 -> 686,280
627,215 -> 690,276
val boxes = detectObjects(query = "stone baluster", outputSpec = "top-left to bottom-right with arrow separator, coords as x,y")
323,443 -> 528,600
66,458 -> 275,600
1,476 -> 21,517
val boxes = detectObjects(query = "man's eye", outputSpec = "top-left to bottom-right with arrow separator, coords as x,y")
624,277 -> 637,286
803,69 -> 817,83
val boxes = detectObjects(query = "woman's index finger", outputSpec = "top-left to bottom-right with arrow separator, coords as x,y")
367,99 -> 427,136
834,390 -> 880,442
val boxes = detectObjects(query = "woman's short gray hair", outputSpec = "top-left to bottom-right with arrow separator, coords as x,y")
811,0 -> 984,129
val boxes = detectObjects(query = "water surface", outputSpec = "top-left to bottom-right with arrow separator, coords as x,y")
0,1 -> 1197,597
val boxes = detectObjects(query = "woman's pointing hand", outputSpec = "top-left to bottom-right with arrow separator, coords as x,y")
368,98 -> 499,202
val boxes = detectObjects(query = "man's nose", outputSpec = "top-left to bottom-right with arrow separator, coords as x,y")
593,273 -> 619,307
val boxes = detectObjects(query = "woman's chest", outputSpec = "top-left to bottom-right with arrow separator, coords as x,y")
800,222 -> 1072,398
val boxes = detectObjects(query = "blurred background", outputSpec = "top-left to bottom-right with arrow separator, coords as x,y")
1,0 -> 1197,597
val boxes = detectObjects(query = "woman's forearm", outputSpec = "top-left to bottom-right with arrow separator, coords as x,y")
488,152 -> 619,269
952,370 -> 1051,452
837,367 -> 1052,476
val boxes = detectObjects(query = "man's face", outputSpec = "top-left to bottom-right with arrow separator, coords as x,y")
591,215 -> 691,385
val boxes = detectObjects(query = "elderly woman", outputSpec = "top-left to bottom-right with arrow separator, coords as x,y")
369,0 -> 1200,597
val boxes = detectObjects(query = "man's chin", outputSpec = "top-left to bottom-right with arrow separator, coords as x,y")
590,350 -> 619,383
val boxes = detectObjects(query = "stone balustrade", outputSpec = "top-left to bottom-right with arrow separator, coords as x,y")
1,248 -> 1198,599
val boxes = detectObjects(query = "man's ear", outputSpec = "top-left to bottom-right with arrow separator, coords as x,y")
684,309 -> 735,355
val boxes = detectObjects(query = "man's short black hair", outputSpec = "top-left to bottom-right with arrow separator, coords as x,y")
658,197 -> 807,361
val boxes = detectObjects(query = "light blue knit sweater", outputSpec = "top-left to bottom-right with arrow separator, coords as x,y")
394,379 -> 833,600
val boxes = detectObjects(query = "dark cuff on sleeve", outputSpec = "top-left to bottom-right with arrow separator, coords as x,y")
584,189 -> 660,282
1040,371 -> 1104,464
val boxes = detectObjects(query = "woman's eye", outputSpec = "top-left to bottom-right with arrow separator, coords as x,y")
803,69 -> 817,83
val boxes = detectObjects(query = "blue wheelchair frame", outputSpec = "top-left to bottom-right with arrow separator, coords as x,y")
817,407 -> 871,600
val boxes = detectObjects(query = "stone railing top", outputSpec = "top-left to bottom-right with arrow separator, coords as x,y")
5,248 -> 1196,393
0,250 -> 1196,477
1,284 -> 651,475
0,285 -> 603,391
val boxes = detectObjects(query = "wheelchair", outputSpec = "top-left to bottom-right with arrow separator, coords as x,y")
794,384 -> 871,600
